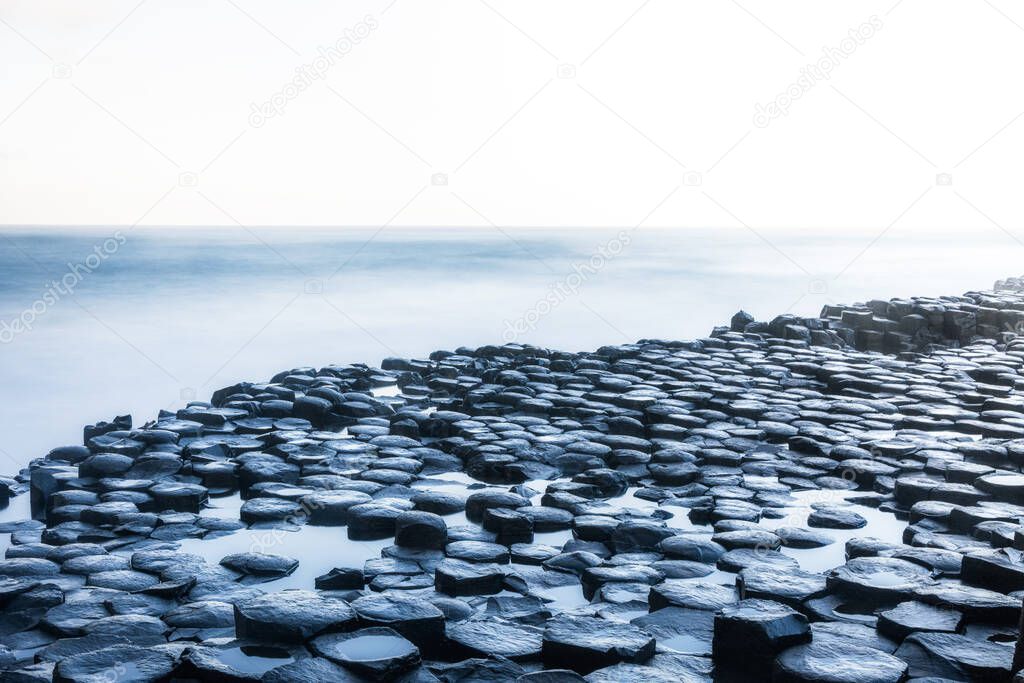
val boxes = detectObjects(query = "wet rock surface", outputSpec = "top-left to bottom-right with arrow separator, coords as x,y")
3,278 -> 1024,679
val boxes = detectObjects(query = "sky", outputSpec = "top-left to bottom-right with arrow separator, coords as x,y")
1,0 -> 1023,234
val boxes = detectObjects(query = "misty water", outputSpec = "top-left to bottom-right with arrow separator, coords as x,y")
1,225 -> 1019,470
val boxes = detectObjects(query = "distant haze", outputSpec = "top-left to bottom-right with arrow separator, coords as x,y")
1,0 -> 1022,234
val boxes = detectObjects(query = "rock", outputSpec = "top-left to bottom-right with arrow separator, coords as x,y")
961,547 -> 1024,592
914,582 -> 1021,623
0,558 -> 59,576
827,557 -> 934,602
172,646 -> 262,683
447,616 -> 543,661
649,580 -> 737,612
239,497 -> 302,524
81,613 -> 167,640
86,569 -> 159,591
149,482 -> 206,512
658,536 -> 726,562
394,511 -> 447,550
631,607 -> 713,656
301,490 -> 372,525
807,504 -> 867,529
53,644 -> 176,683
62,554 -> 129,575
1,660 -> 55,683
581,564 -> 662,600
42,602 -> 111,637
542,615 -> 655,674
20,277 -> 1024,679
411,490 -> 465,515
435,558 -> 505,596
350,593 -> 445,653
895,631 -> 1012,680
233,590 -> 357,642
518,506 -> 573,532
482,507 -> 534,545
717,548 -> 799,573
314,567 -> 364,590
651,559 -> 714,579
263,657 -> 360,683
517,671 -> 585,682
512,543 -> 561,565
891,547 -> 963,576
731,310 -> 755,331
78,453 -> 133,478
775,526 -> 835,548
465,491 -> 531,522
219,552 -> 298,579
446,541 -> 510,564
773,641 -> 908,683
810,621 -> 897,653
35,635 -> 132,664
737,565 -> 828,608
712,529 -> 781,551
162,601 -> 235,629
648,463 -> 698,486
431,656 -> 525,681
310,627 -> 420,680
347,503 -> 407,540
611,520 -> 675,553
876,601 -> 963,641
712,599 -> 810,676
976,472 -> 1024,501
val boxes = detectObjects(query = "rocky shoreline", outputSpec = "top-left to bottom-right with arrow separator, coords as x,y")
3,280 -> 1024,681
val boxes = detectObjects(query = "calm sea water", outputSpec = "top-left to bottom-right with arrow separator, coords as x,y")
0,226 -> 1019,470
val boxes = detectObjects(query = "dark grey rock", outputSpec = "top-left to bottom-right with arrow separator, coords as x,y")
53,644 -> 176,683
658,535 -> 725,562
350,593 -> 445,653
895,631 -> 1012,681
219,552 -> 298,579
300,490 -> 372,525
446,540 -> 510,564
310,627 -> 421,680
773,640 -> 907,683
649,580 -> 737,612
263,657 -> 361,683
447,616 -> 543,661
233,590 -> 357,642
827,557 -> 934,601
737,565 -> 828,608
807,504 -> 868,529
877,601 -> 963,641
631,606 -> 713,656
961,547 -> 1024,592
314,567 -> 364,590
435,558 -> 504,596
239,497 -> 302,524
712,599 -> 810,676
542,614 -> 655,674
395,511 -> 447,550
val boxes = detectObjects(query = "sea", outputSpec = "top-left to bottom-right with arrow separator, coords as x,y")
0,225 -> 1019,471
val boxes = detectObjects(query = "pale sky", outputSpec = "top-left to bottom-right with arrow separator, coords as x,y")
2,0 -> 1023,234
